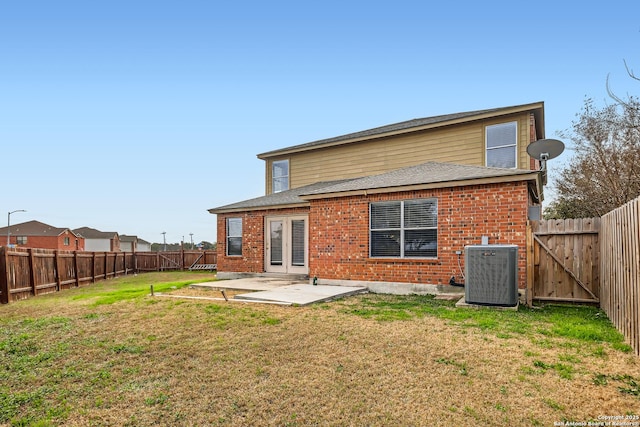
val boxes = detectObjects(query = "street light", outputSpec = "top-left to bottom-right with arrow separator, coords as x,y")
161,231 -> 166,251
7,210 -> 26,246
189,233 -> 194,249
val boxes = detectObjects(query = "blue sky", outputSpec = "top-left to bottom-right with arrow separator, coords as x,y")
1,1 -> 638,245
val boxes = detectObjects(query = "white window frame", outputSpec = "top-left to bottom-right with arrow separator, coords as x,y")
369,199 -> 438,259
486,121 -> 518,168
226,217 -> 243,256
272,159 -> 289,193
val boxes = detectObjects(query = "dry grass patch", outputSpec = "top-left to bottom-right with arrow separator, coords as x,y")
1,273 -> 638,426
162,286 -> 249,300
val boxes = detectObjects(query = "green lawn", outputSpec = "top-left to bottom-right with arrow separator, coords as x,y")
0,272 -> 637,426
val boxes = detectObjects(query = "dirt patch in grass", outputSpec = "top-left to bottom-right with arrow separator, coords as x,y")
162,287 -> 249,300
1,273 -> 638,426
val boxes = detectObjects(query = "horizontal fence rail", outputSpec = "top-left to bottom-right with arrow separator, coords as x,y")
0,248 -> 217,304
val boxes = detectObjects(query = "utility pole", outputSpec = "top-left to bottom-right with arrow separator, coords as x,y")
189,233 -> 193,249
161,231 -> 166,251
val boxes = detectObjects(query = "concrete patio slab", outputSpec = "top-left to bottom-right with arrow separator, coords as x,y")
189,277 -> 368,306
455,296 -> 519,311
234,283 -> 368,306
190,277 -> 304,292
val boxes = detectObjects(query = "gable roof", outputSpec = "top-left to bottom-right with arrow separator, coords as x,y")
258,102 -> 544,159
73,227 -> 118,240
120,235 -> 150,245
0,220 -> 76,237
209,162 -> 542,214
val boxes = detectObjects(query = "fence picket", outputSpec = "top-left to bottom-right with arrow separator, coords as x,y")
600,196 -> 640,356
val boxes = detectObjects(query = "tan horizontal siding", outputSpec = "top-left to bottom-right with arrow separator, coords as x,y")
267,112 -> 535,193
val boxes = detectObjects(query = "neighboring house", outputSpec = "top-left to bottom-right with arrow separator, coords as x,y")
209,102 -> 545,293
0,220 -> 84,250
137,238 -> 151,252
119,235 -> 137,252
73,227 -> 120,252
119,235 -> 152,252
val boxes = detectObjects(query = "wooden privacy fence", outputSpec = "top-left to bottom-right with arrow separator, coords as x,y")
135,250 -> 218,272
0,248 -> 217,304
600,196 -> 640,356
527,209 -> 640,357
527,218 -> 601,305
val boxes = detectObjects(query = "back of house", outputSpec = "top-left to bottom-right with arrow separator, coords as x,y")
209,102 -> 545,294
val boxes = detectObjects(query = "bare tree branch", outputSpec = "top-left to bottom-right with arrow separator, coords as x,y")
624,59 -> 640,81
607,60 -> 639,106
545,97 -> 640,219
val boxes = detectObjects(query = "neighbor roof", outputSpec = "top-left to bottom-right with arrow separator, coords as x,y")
258,102 -> 544,159
73,227 -> 118,239
209,162 -> 542,214
0,220 -> 75,237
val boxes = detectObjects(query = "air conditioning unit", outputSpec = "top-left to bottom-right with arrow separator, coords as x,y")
465,245 -> 518,307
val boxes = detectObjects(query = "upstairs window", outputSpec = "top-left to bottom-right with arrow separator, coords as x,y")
16,236 -> 27,245
272,160 -> 289,193
486,122 -> 517,168
226,217 -> 243,256
64,237 -> 70,246
370,199 -> 438,258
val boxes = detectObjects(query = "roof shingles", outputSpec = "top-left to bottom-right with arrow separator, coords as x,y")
0,220 -> 71,237
209,162 -> 540,213
208,180 -> 350,213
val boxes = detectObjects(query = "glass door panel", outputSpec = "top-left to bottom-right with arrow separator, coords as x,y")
291,220 -> 305,267
269,220 -> 283,266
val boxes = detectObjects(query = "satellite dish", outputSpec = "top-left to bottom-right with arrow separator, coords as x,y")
527,139 -> 565,162
526,139 -> 565,185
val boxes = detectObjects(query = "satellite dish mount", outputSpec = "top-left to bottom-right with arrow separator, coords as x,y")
526,139 -> 565,185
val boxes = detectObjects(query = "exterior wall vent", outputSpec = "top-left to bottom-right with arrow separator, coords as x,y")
464,245 -> 518,307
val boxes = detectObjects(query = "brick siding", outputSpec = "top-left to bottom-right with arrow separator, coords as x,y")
308,182 -> 530,288
216,181 -> 531,289
216,207 -> 309,273
9,233 -> 85,251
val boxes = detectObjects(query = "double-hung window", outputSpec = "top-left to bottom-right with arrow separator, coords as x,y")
370,199 -> 438,258
272,160 -> 289,193
486,121 -> 517,168
16,236 -> 27,245
226,217 -> 243,256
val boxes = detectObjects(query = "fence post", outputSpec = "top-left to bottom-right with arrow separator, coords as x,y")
92,252 -> 97,282
28,248 -> 37,297
0,247 -> 8,304
526,222 -> 534,307
54,250 -> 61,291
74,251 -> 80,287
